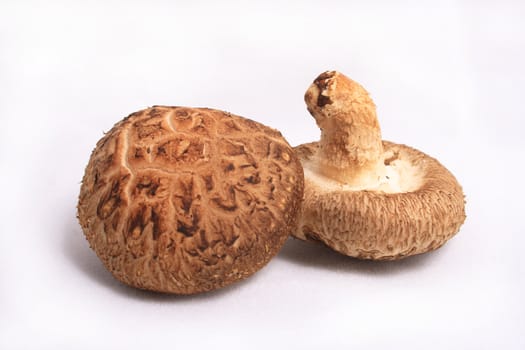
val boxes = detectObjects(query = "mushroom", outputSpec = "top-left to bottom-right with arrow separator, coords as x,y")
293,71 -> 466,260
78,106 -> 304,294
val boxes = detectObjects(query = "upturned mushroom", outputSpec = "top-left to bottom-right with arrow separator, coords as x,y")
294,71 -> 466,260
78,106 -> 303,294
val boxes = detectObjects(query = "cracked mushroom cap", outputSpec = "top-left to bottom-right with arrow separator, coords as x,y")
78,106 -> 303,294
294,71 -> 466,260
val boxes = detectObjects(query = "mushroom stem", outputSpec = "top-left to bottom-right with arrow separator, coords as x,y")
304,71 -> 386,187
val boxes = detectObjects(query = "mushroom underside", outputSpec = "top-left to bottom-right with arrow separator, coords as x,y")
294,140 -> 466,260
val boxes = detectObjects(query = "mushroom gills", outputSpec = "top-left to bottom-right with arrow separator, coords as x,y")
302,148 -> 423,193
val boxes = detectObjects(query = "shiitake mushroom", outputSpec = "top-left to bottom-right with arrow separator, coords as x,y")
293,71 -> 466,260
78,106 -> 304,294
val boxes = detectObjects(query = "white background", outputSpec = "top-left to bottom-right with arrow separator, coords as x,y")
1,0 -> 524,349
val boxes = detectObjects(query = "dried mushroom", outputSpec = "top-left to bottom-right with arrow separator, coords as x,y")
78,106 -> 304,294
294,71 -> 466,260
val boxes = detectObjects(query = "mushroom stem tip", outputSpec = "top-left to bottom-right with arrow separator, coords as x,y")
305,71 -> 386,186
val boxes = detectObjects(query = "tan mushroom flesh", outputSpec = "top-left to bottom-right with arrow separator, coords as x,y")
294,71 -> 466,260
78,106 -> 304,294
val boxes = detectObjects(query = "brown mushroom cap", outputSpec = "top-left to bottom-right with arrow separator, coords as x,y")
78,106 -> 304,294
294,71 -> 466,260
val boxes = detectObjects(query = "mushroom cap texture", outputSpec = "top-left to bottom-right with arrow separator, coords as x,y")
294,141 -> 466,260
78,106 -> 304,294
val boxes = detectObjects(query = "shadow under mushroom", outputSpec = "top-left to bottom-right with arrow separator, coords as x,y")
277,237 -> 443,275
62,199 -> 441,300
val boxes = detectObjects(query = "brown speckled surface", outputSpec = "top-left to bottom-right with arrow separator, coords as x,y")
78,106 -> 304,294
294,141 -> 466,260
